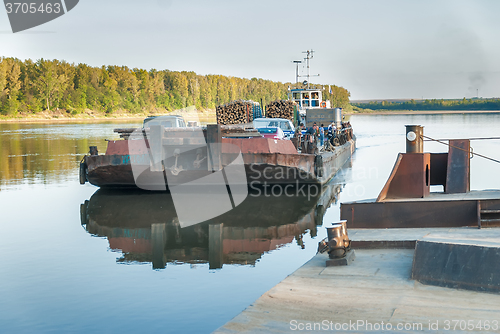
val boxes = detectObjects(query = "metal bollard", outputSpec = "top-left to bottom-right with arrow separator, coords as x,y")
326,220 -> 350,259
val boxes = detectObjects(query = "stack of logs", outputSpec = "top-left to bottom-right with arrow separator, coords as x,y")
216,100 -> 254,125
265,100 -> 295,121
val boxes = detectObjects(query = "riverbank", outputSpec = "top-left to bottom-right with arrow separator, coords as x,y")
0,109 -> 217,124
345,109 -> 500,115
4,108 -> 499,123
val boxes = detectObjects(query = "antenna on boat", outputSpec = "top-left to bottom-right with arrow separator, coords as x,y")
302,50 -> 320,88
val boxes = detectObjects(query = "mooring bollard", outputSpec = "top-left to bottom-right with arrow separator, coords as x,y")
324,220 -> 355,266
327,220 -> 350,258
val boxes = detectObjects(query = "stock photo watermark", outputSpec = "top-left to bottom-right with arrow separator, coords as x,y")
290,319 -> 500,332
129,113 -> 248,228
127,112 -> 381,227
3,0 -> 79,33
125,111 -> 377,227
247,163 -> 379,200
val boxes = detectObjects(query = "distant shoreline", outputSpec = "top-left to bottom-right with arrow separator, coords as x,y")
2,109 -> 499,124
0,115 -> 147,124
345,109 -> 500,115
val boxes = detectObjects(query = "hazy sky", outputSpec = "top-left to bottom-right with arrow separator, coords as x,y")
1,0 -> 499,100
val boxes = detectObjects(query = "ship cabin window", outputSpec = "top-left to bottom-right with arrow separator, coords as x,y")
303,100 -> 310,107
293,92 -> 301,99
302,93 -> 309,99
310,91 -> 320,107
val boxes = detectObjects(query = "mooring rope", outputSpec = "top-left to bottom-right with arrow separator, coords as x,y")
424,136 -> 500,141
422,135 -> 500,165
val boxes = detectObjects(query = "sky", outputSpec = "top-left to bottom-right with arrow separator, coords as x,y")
1,0 -> 499,100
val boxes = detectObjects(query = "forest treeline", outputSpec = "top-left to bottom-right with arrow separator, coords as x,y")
353,98 -> 500,111
0,57 -> 351,116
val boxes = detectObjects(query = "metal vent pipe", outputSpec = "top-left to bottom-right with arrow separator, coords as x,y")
405,125 -> 423,153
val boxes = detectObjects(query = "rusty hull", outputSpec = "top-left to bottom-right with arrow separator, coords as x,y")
85,155 -> 137,188
84,138 -> 355,188
341,195 -> 500,229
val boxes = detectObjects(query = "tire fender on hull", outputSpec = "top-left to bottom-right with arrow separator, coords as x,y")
79,162 -> 87,185
314,155 -> 324,178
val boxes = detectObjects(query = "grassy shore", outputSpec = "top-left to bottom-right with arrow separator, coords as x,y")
0,109 -> 217,124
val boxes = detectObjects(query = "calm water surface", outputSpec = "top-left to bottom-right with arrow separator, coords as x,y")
1,114 -> 500,333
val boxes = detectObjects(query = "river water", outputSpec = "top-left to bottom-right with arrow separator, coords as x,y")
1,113 -> 500,333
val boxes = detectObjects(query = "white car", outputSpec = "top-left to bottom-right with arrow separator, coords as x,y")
253,118 -> 295,139
143,115 -> 186,128
256,127 -> 285,140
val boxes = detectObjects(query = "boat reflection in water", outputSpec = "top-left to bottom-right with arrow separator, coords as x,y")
80,183 -> 343,270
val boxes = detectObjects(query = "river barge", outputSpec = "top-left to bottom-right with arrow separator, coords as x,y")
80,51 -> 355,190
80,121 -> 355,190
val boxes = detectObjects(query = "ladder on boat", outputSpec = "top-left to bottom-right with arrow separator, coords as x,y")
477,200 -> 500,228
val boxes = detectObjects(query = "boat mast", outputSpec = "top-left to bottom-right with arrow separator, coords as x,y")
302,50 -> 319,88
292,60 -> 302,84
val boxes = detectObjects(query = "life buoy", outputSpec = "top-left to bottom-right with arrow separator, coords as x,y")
320,101 -> 326,108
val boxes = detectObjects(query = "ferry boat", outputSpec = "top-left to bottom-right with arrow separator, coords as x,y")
288,50 -> 341,128
80,121 -> 355,189
80,51 -> 356,190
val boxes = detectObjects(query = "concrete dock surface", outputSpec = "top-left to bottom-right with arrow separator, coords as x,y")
215,228 -> 500,333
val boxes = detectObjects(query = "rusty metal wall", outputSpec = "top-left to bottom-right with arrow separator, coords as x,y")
377,153 -> 431,201
340,199 -> 485,228
446,139 -> 470,193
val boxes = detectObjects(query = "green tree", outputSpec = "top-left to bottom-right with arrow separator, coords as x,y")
34,59 -> 69,111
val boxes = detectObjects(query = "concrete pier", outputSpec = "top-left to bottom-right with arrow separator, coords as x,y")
215,228 -> 500,333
